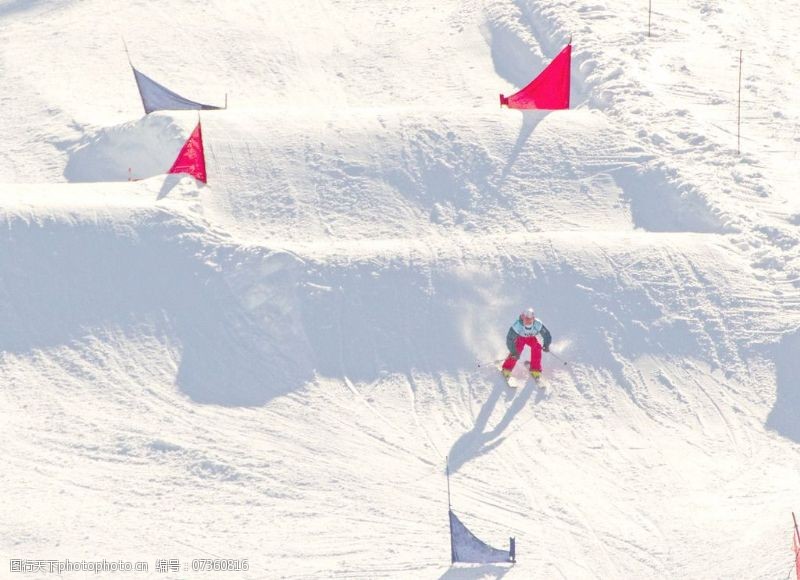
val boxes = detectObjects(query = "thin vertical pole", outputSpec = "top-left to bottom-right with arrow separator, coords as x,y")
122,36 -> 132,64
793,511 -> 800,579
737,49 -> 743,154
446,457 -> 452,509
447,457 -> 455,564
648,0 -> 652,37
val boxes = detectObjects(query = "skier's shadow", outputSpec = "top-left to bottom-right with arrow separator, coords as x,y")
448,375 -> 543,474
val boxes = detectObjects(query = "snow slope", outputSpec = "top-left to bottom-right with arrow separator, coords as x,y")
1,0 -> 799,578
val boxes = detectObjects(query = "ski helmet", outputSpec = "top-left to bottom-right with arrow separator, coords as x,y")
521,308 -> 535,325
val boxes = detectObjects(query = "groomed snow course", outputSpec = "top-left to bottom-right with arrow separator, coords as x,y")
1,0 -> 799,578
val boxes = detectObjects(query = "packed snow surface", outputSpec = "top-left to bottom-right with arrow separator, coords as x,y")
1,0 -> 799,578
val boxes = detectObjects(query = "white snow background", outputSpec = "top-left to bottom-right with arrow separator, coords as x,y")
1,0 -> 799,578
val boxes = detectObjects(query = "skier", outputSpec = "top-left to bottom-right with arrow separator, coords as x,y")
501,308 -> 551,382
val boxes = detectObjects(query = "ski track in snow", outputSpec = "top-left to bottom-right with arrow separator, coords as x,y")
1,0 -> 800,578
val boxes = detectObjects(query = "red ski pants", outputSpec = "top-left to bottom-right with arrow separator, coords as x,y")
502,336 -> 542,372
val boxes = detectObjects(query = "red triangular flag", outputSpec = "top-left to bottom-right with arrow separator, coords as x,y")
500,43 -> 571,110
169,121 -> 207,183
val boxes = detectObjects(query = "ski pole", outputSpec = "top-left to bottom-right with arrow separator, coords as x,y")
547,351 -> 568,366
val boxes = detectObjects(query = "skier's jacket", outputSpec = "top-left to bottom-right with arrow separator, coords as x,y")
506,317 -> 551,357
